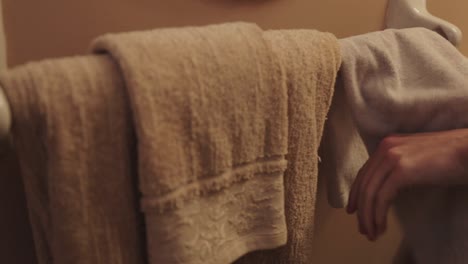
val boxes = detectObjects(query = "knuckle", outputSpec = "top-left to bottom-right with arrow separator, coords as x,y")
384,147 -> 401,162
389,171 -> 403,186
377,189 -> 395,208
379,136 -> 398,150
393,162 -> 408,178
377,191 -> 392,205
389,169 -> 407,190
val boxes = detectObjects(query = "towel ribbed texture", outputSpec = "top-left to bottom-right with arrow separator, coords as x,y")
0,55 -> 146,264
236,29 -> 341,264
1,22 -> 340,264
93,22 -> 290,264
323,28 -> 468,264
93,22 -> 340,264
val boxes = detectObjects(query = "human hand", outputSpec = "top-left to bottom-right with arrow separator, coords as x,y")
346,128 -> 468,241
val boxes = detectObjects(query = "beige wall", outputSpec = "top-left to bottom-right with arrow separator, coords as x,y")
4,0 -> 468,67
5,0 -> 389,66
2,0 -> 467,263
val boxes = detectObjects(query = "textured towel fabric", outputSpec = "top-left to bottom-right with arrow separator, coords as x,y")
93,23 -> 289,264
323,28 -> 468,264
93,22 -> 340,264
237,29 -> 341,264
1,22 -> 341,264
320,75 -> 369,208
263,29 -> 339,264
0,56 -> 146,264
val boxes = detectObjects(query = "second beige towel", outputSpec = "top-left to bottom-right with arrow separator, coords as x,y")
93,22 -> 340,264
237,29 -> 341,264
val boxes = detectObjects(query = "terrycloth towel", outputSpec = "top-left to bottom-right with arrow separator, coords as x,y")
323,28 -> 468,264
1,22 -> 340,264
237,29 -> 341,264
320,76 -> 369,208
93,23 -> 289,264
0,55 -> 146,264
93,22 -> 340,264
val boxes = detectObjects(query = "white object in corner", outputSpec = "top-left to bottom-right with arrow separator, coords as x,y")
386,0 -> 462,46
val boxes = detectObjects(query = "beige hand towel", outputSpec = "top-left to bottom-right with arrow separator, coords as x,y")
93,23 -> 340,264
263,29 -> 339,264
237,29 -> 341,264
93,23 -> 289,264
0,56 -> 146,264
324,28 -> 468,264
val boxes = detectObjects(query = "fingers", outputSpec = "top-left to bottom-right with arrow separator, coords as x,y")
356,155 -> 384,239
360,157 -> 395,240
347,161 -> 368,214
349,165 -> 369,235
347,130 -> 468,240
374,169 -> 402,237
348,135 -> 401,240
347,141 -> 385,214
